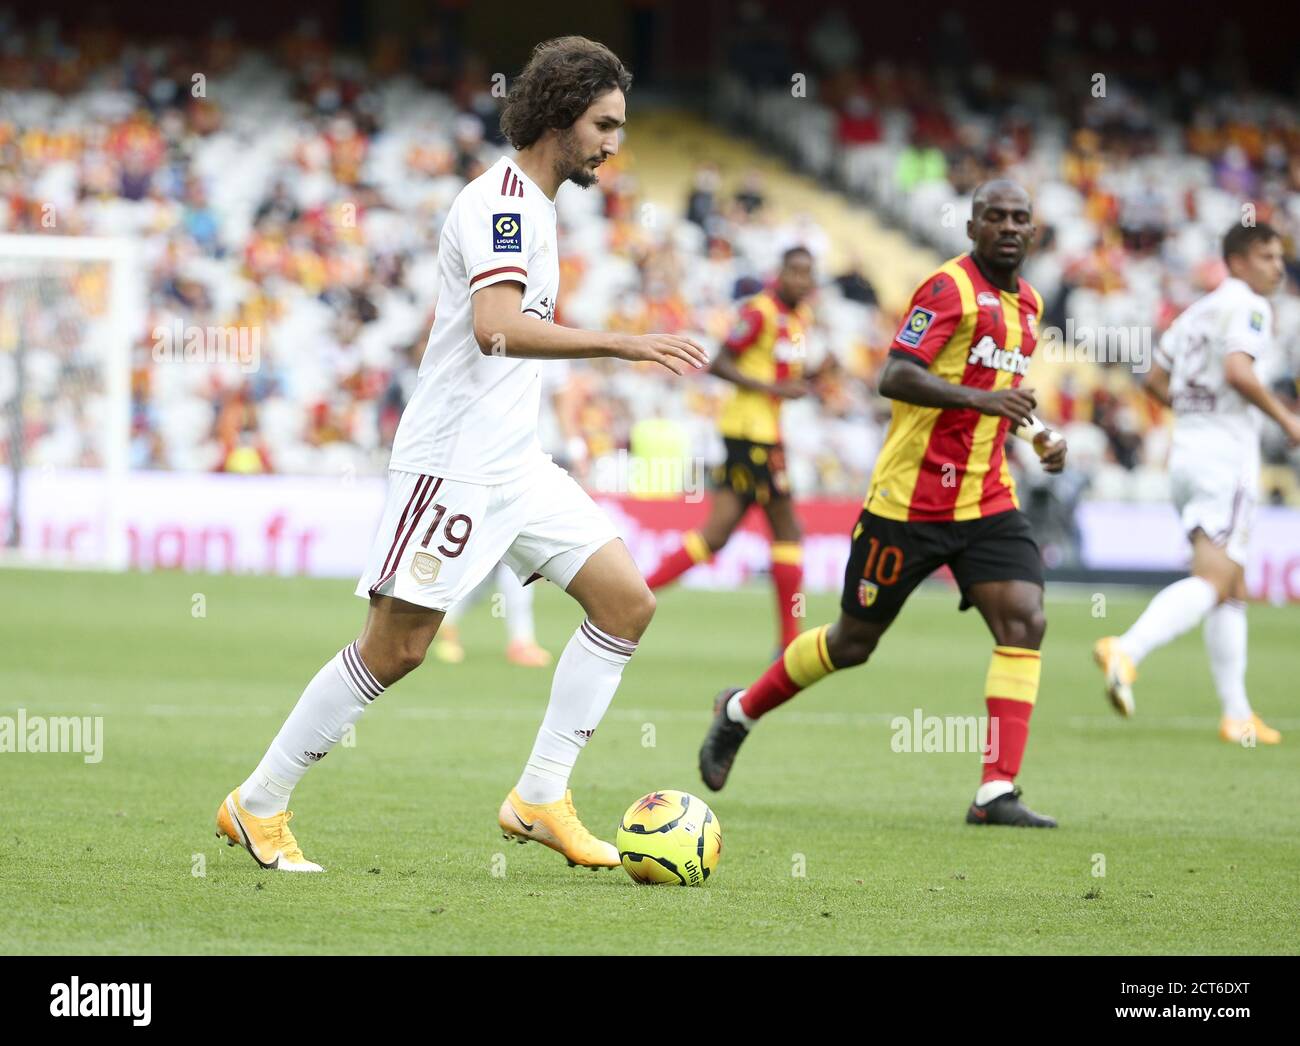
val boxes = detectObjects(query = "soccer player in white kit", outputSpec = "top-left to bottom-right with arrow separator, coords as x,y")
1094,223 -> 1300,744
215,37 -> 709,871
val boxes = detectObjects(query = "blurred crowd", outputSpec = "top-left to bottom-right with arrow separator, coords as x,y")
0,15 -> 890,497
725,5 -> 1300,513
3,11 -> 1300,534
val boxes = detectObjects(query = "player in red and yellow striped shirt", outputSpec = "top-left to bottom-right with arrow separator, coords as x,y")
698,181 -> 1070,827
647,246 -> 816,649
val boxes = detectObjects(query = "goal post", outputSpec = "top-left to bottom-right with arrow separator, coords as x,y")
0,234 -> 145,571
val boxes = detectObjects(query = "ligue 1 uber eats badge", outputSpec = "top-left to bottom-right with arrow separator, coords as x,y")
493,213 -> 521,252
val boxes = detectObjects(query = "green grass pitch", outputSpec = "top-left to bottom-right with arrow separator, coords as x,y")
1,567 -> 1296,955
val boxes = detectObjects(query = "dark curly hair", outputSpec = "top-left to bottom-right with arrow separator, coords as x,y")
500,36 -> 632,150
1223,220 -> 1279,262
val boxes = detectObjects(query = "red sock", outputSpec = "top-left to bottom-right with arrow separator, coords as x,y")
739,657 -> 801,719
771,559 -> 802,647
738,625 -> 834,720
982,697 -> 1034,783
646,530 -> 711,590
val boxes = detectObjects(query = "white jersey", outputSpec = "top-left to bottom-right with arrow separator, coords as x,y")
390,156 -> 559,483
1155,276 -> 1273,471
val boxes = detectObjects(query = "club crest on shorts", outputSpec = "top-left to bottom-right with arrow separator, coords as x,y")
411,552 -> 441,584
858,579 -> 879,607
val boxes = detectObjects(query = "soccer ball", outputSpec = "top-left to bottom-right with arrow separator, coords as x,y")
616,790 -> 722,886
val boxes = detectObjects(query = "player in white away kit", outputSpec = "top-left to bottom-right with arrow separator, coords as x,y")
1094,223 -> 1300,744
215,37 -> 708,871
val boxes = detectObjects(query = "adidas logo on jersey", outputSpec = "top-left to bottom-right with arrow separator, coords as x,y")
968,335 -> 1030,376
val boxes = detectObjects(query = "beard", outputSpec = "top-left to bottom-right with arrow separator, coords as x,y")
557,129 -> 602,189
566,164 -> 598,189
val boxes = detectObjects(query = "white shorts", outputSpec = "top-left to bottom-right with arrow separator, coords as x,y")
355,459 -> 619,611
1169,455 -> 1256,568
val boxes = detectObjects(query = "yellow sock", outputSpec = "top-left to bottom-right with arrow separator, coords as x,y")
984,646 -> 1041,704
983,646 -> 1041,781
683,529 -> 712,564
781,624 -> 836,688
770,541 -> 802,567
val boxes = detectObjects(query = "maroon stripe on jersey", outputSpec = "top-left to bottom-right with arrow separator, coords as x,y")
469,265 -> 527,288
500,166 -> 511,196
379,476 -> 429,580
513,173 -> 523,197
376,477 -> 441,591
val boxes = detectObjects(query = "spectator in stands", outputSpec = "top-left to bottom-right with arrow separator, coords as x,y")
833,254 -> 878,306
686,163 -> 721,230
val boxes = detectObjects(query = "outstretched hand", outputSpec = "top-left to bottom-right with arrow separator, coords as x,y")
615,333 -> 710,375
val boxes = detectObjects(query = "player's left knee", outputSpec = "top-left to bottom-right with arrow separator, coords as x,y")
1001,608 -> 1046,649
630,586 -> 656,634
591,583 -> 655,641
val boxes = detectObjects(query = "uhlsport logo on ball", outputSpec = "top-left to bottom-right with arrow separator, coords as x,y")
616,790 -> 722,886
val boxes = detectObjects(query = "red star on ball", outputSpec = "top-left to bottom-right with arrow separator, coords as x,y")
634,792 -> 671,814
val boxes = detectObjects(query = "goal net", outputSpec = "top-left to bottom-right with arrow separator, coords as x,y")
0,235 -> 144,570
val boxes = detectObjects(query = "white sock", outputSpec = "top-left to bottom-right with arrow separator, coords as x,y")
239,641 -> 385,817
1204,599 -> 1251,720
1119,576 -> 1219,665
515,619 -> 636,804
975,779 -> 1015,806
726,690 -> 755,729
499,562 -> 537,645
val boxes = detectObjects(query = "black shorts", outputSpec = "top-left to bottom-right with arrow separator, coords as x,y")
839,508 -> 1044,625
711,437 -> 791,505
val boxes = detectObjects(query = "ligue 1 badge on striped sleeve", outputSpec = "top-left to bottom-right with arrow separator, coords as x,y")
858,578 -> 879,607
411,552 -> 441,584
493,213 -> 522,252
896,305 -> 935,348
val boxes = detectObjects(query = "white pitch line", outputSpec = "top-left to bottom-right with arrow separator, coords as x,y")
8,701 -> 1297,732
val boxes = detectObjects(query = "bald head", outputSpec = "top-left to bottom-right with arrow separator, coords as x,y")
968,179 -> 1035,275
971,179 -> 1032,220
